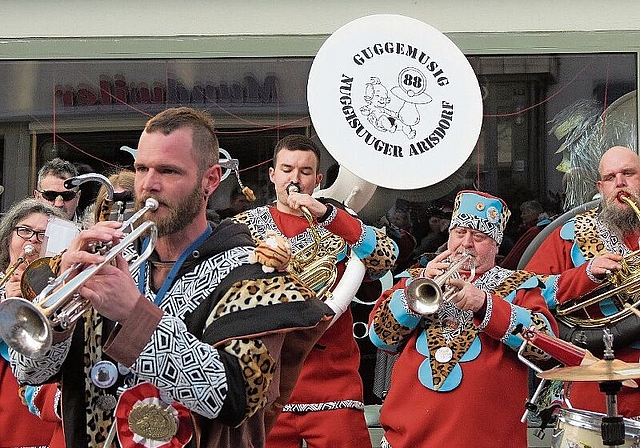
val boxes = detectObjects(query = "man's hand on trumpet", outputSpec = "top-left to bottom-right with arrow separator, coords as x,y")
59,221 -> 140,323
423,249 -> 454,278
60,221 -> 125,272
447,278 -> 487,313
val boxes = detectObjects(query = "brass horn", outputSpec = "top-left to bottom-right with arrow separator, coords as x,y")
555,191 -> 640,328
0,244 -> 36,289
0,198 -> 158,358
405,252 -> 475,316
285,183 -> 344,300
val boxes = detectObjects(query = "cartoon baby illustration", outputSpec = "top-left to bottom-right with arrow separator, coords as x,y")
360,77 -> 399,133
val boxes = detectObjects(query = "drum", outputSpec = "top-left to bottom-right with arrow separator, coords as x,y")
552,408 -> 640,448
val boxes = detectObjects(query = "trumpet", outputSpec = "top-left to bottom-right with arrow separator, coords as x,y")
0,198 -> 158,358
405,251 -> 475,316
0,245 -> 36,289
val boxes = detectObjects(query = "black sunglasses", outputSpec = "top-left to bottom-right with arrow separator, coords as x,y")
38,190 -> 78,202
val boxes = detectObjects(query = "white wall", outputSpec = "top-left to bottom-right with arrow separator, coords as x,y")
3,0 -> 640,39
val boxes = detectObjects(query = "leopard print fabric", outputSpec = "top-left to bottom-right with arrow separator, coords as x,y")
208,275 -> 316,325
423,313 -> 478,391
574,209 -> 607,258
368,228 -> 397,277
221,338 -> 275,425
207,274 -> 316,418
234,207 -> 396,279
370,293 -> 415,347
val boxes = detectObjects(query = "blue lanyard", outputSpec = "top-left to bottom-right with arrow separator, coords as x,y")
137,226 -> 212,305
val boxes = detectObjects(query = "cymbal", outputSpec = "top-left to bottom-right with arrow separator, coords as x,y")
537,359 -> 640,386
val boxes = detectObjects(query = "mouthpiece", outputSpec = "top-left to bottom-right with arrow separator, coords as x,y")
23,244 -> 36,257
286,183 -> 301,195
144,198 -> 159,211
617,191 -> 632,202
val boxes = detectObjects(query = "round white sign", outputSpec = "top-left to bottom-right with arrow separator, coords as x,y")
308,14 -> 482,190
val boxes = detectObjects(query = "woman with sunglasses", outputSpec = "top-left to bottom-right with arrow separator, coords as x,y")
0,197 -> 65,448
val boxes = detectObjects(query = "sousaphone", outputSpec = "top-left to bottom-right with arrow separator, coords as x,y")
308,14 -> 483,222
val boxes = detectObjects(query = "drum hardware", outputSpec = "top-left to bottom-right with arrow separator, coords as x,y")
404,250 -> 475,316
0,198 -> 159,358
513,324 -> 591,427
0,244 -> 36,289
536,329 -> 640,447
552,408 -> 640,448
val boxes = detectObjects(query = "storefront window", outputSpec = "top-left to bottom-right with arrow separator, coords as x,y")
0,50 -> 636,407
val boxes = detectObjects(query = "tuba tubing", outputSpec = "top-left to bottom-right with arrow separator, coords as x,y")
556,191 -> 640,327
0,199 -> 158,358
553,191 -> 640,353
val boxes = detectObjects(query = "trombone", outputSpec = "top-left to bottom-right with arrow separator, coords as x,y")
0,244 -> 36,289
0,198 -> 158,358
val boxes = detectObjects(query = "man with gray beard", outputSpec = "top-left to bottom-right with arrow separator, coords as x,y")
526,145 -> 640,419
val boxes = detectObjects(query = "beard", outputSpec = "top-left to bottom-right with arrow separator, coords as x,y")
137,185 -> 203,238
599,192 -> 640,236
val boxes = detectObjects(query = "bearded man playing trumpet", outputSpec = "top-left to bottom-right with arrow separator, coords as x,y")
0,198 -> 66,448
9,108 -> 333,448
369,190 -> 558,448
526,145 -> 640,419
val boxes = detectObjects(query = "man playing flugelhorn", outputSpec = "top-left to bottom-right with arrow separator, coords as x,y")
369,190 -> 557,448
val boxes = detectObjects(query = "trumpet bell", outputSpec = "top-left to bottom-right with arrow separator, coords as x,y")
0,297 -> 51,358
405,278 -> 442,315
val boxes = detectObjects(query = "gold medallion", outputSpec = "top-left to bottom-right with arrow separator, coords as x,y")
128,403 -> 178,441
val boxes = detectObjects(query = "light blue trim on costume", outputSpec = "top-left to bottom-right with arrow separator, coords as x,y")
352,225 -> 377,259
389,289 -> 421,328
504,305 -> 532,349
570,243 -> 587,267
23,385 -> 41,416
560,220 -> 588,267
0,340 -> 8,361
600,298 -> 618,316
369,327 -> 398,353
559,219 -> 575,241
459,335 -> 481,362
415,328 -> 481,391
540,275 -> 560,309
517,275 -> 544,290
418,357 -> 463,392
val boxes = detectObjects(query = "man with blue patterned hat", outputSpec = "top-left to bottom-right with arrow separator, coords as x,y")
369,189 -> 558,448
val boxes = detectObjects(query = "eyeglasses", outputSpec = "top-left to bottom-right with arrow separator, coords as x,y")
14,226 -> 46,242
38,190 -> 78,202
